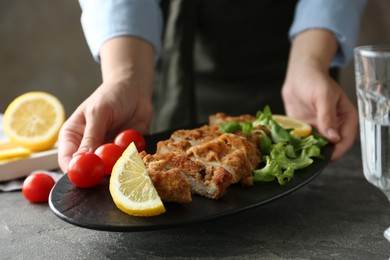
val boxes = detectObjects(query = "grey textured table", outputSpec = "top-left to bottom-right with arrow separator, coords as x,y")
1,140 -> 390,259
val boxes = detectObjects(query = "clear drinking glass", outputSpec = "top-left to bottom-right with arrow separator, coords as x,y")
354,45 -> 390,241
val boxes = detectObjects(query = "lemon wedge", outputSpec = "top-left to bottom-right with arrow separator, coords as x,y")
3,92 -> 65,151
273,114 -> 312,137
109,142 -> 165,217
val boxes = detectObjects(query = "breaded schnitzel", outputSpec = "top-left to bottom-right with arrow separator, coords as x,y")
141,113 -> 265,202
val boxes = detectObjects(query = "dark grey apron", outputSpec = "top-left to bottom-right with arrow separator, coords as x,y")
152,0 -> 298,132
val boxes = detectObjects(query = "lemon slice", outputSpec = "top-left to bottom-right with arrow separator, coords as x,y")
273,114 -> 312,137
3,92 -> 65,151
110,142 -> 165,217
0,141 -> 32,161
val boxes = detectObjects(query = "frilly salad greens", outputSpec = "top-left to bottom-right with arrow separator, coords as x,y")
219,106 -> 328,185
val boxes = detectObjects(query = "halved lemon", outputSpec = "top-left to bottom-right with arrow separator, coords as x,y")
3,92 -> 65,151
109,142 -> 165,217
273,114 -> 312,137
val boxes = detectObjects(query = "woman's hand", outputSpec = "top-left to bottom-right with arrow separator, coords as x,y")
282,29 -> 358,161
58,36 -> 155,172
58,79 -> 153,172
282,64 -> 358,161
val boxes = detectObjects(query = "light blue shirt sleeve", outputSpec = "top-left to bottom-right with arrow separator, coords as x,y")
289,0 -> 367,67
79,0 -> 163,63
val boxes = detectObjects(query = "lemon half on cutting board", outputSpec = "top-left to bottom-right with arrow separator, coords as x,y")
3,92 -> 65,151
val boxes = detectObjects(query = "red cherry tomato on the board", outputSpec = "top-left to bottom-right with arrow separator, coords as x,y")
95,143 -> 124,175
67,152 -> 105,188
114,129 -> 146,152
22,173 -> 55,203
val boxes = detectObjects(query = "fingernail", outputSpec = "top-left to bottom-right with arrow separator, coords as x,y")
73,147 -> 90,157
327,128 -> 340,141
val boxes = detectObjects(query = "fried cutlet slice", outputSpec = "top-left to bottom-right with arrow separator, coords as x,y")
209,112 -> 257,126
185,133 -> 260,186
156,125 -> 221,153
208,112 -> 270,145
155,126 -> 261,195
142,113 -> 265,202
141,151 -> 233,202
157,125 -> 260,184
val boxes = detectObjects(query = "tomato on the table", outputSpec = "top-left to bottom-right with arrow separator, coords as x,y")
67,152 -> 105,188
22,173 -> 55,203
95,143 -> 124,175
114,129 -> 146,152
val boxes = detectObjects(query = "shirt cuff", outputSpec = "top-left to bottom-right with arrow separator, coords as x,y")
289,0 -> 367,67
79,0 -> 163,62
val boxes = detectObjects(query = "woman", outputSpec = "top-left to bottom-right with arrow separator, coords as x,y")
58,0 -> 367,172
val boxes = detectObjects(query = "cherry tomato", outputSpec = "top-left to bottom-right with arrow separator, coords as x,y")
67,152 -> 105,188
95,143 -> 124,175
22,173 -> 55,203
114,129 -> 146,152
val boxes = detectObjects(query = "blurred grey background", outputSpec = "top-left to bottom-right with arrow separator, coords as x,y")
0,1 -> 100,117
0,0 -> 389,119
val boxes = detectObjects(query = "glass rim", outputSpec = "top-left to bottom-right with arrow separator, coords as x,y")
355,45 -> 390,58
